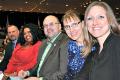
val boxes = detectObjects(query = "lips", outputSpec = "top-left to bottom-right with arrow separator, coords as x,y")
91,27 -> 102,32
26,36 -> 31,40
93,27 -> 101,30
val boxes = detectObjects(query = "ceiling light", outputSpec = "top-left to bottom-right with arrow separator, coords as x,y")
84,6 -> 86,7
116,8 -> 119,10
9,10 -> 13,11
40,2 -> 42,4
74,8 -> 77,9
25,1 -> 28,4
65,4 -> 69,7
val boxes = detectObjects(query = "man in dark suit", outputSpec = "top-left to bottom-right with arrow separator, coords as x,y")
19,15 -> 68,80
0,25 -> 19,71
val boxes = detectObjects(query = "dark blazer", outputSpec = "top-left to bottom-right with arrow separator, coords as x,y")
30,33 -> 69,80
0,41 -> 14,71
89,33 -> 120,80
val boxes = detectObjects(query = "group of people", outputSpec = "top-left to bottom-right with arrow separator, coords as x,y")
0,1 -> 120,80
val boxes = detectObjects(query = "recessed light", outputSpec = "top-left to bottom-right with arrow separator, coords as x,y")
74,8 -> 77,9
9,10 -> 13,11
116,8 -> 119,10
84,6 -> 86,7
40,2 -> 42,4
25,1 -> 28,4
65,4 -> 69,7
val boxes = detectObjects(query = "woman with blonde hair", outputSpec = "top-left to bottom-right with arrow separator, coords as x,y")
62,10 -> 96,80
84,1 -> 120,80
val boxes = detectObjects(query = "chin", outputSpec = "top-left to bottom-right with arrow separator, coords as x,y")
71,38 -> 77,41
93,35 -> 102,38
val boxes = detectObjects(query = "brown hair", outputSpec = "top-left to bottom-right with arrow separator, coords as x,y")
62,10 -> 92,57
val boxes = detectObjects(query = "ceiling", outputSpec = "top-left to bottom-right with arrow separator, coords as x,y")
0,0 -> 119,15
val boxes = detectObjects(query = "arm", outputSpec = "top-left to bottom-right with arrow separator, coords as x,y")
4,53 -> 16,74
0,42 -> 13,71
18,64 -> 39,78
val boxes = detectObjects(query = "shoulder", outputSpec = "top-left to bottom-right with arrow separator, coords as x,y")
6,41 -> 12,46
111,34 -> 120,45
36,41 -> 42,45
58,33 -> 69,42
33,41 -> 42,48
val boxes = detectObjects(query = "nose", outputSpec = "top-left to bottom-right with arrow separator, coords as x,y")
68,26 -> 74,31
93,18 -> 98,26
24,32 -> 30,36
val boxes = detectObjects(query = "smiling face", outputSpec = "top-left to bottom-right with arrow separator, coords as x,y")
86,5 -> 110,40
7,25 -> 19,41
23,28 -> 33,43
63,17 -> 83,41
43,15 -> 61,38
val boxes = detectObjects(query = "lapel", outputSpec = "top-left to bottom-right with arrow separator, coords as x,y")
41,33 -> 64,68
37,40 -> 48,63
10,41 -> 14,51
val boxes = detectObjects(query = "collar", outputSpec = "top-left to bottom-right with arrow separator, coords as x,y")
47,32 -> 61,43
12,39 -> 17,44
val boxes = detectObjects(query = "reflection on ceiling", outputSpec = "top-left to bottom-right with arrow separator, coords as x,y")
0,0 -> 119,15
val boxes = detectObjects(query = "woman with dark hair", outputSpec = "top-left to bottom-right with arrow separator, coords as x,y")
4,23 -> 42,76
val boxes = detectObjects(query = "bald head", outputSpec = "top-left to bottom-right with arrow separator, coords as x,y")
43,15 -> 61,38
43,15 -> 59,25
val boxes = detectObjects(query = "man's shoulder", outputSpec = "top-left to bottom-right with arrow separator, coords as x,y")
57,33 -> 69,45
59,32 -> 68,40
6,41 -> 13,47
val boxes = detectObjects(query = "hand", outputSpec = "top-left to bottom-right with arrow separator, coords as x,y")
4,72 -> 17,76
18,70 -> 28,78
24,77 -> 39,80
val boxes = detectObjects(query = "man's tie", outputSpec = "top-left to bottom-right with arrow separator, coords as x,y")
37,41 -> 52,77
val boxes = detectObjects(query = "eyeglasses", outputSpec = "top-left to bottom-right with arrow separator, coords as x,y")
43,22 -> 60,28
64,22 -> 80,30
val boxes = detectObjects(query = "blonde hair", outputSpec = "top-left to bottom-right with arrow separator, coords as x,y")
62,10 -> 92,57
85,1 -> 120,35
